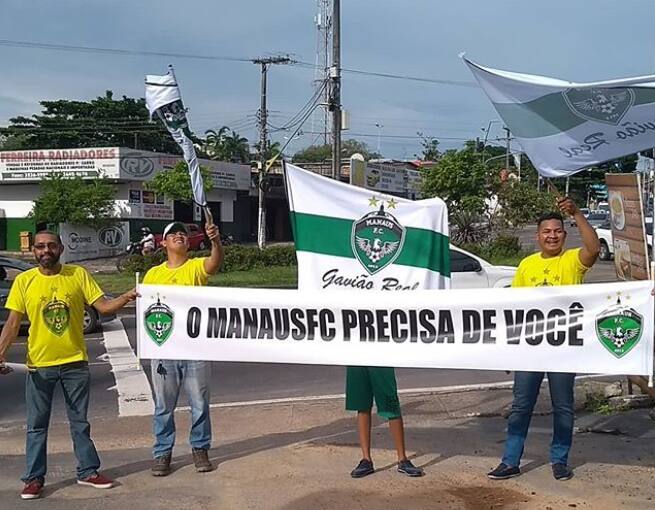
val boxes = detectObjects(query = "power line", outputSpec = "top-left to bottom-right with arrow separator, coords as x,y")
0,39 -> 479,87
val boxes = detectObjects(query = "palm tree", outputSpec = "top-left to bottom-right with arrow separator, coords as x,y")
204,126 -> 229,160
225,130 -> 250,163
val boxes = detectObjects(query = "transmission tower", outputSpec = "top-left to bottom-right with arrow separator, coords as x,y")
311,0 -> 331,145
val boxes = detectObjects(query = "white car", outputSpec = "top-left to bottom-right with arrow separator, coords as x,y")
450,245 -> 516,288
595,218 -> 653,261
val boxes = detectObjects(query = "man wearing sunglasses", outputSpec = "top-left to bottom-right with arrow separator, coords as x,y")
144,221 -> 223,477
0,231 -> 138,500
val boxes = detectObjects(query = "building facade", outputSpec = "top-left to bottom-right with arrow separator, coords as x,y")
0,147 -> 252,251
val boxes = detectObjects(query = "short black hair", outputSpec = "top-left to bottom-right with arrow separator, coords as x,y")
34,230 -> 63,245
536,212 -> 564,230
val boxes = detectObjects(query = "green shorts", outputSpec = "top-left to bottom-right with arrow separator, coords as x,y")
345,366 -> 401,420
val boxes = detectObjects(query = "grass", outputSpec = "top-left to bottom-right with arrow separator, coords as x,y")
94,265 -> 298,294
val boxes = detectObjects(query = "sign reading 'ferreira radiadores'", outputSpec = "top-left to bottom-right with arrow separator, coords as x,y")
136,281 -> 654,376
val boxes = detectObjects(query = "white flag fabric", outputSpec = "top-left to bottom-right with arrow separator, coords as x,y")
284,163 -> 450,291
145,69 -> 207,206
136,281 -> 654,375
464,57 -> 655,177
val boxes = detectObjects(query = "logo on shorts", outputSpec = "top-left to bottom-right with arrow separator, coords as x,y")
595,294 -> 643,358
352,201 -> 405,275
563,88 -> 635,125
144,296 -> 174,346
42,295 -> 70,336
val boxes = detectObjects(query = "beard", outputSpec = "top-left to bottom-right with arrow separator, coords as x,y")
38,252 -> 60,268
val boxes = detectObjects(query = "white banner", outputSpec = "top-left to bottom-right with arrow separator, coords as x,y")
136,281 -> 654,376
464,57 -> 655,177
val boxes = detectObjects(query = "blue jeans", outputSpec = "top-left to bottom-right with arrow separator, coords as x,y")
24,361 -> 100,482
502,371 -> 576,467
151,360 -> 212,458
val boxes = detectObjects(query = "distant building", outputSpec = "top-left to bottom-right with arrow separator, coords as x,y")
0,147 -> 253,252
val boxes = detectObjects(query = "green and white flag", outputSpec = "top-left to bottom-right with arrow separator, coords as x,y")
145,67 -> 207,207
464,57 -> 655,177
285,163 -> 450,291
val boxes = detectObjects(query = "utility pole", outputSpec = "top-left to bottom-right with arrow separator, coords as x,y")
253,56 -> 292,249
504,126 -> 511,175
330,0 -> 341,180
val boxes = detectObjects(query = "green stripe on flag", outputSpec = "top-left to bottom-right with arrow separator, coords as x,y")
494,87 -> 655,139
289,212 -> 450,276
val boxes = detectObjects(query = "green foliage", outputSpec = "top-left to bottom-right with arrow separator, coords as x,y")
494,180 -> 557,228
292,139 -> 381,163
0,91 -> 182,153
422,147 -> 488,215
144,161 -> 213,202
31,173 -> 117,229
119,244 -> 297,274
459,235 -> 528,267
204,126 -> 250,163
415,132 -> 440,161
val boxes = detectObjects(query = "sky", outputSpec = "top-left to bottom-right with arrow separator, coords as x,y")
2,0 -> 655,159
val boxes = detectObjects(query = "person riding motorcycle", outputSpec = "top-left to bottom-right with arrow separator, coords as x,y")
139,227 -> 156,255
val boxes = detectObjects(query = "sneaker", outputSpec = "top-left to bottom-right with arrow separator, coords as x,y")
20,479 -> 44,500
151,453 -> 172,477
350,458 -> 374,478
397,459 -> 424,477
192,448 -> 213,473
487,463 -> 521,480
77,473 -> 114,489
552,463 -> 574,481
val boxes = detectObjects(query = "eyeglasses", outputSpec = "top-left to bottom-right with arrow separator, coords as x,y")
166,232 -> 188,239
33,242 -> 60,250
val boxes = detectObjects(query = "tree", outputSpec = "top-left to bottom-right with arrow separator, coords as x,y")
292,138 -> 381,162
0,91 -> 184,153
31,173 -> 117,229
204,126 -> 250,163
145,161 -> 213,203
422,146 -> 489,215
415,132 -> 440,161
494,180 -> 556,228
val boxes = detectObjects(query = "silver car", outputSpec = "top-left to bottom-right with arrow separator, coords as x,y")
0,256 -> 114,334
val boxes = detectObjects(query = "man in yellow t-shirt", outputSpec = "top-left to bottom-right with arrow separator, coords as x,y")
488,197 -> 600,483
144,221 -> 223,477
0,231 -> 138,500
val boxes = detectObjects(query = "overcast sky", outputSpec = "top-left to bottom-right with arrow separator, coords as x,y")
2,0 -> 655,158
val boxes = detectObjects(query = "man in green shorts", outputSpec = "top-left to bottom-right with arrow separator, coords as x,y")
347,366 -> 423,478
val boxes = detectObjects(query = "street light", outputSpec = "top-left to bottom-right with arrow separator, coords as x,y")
480,120 -> 500,156
375,122 -> 383,155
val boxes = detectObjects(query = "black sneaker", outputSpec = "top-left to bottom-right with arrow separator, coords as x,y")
552,463 -> 573,481
350,459 -> 374,478
397,459 -> 424,477
151,453 -> 172,477
487,463 -> 520,480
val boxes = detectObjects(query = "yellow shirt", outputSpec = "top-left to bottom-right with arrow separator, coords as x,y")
6,265 -> 104,368
143,258 -> 208,286
512,248 -> 589,288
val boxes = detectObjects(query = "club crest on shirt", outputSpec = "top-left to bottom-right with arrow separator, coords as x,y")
43,296 -> 70,336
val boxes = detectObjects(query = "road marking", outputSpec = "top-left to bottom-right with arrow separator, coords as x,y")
101,318 -> 154,417
175,374 -> 610,412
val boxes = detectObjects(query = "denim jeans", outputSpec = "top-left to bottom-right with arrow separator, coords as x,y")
23,361 -> 100,482
151,360 -> 211,458
502,371 -> 576,467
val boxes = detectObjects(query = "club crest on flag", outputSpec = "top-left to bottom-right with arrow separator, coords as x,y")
144,295 -> 174,346
595,294 -> 643,358
158,100 -> 189,132
352,202 -> 406,275
563,87 -> 635,125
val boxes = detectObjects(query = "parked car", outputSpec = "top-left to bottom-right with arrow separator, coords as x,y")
585,210 -> 610,228
595,218 -> 653,261
569,207 -> 590,227
450,245 -> 516,288
0,256 -> 115,334
153,223 -> 209,250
